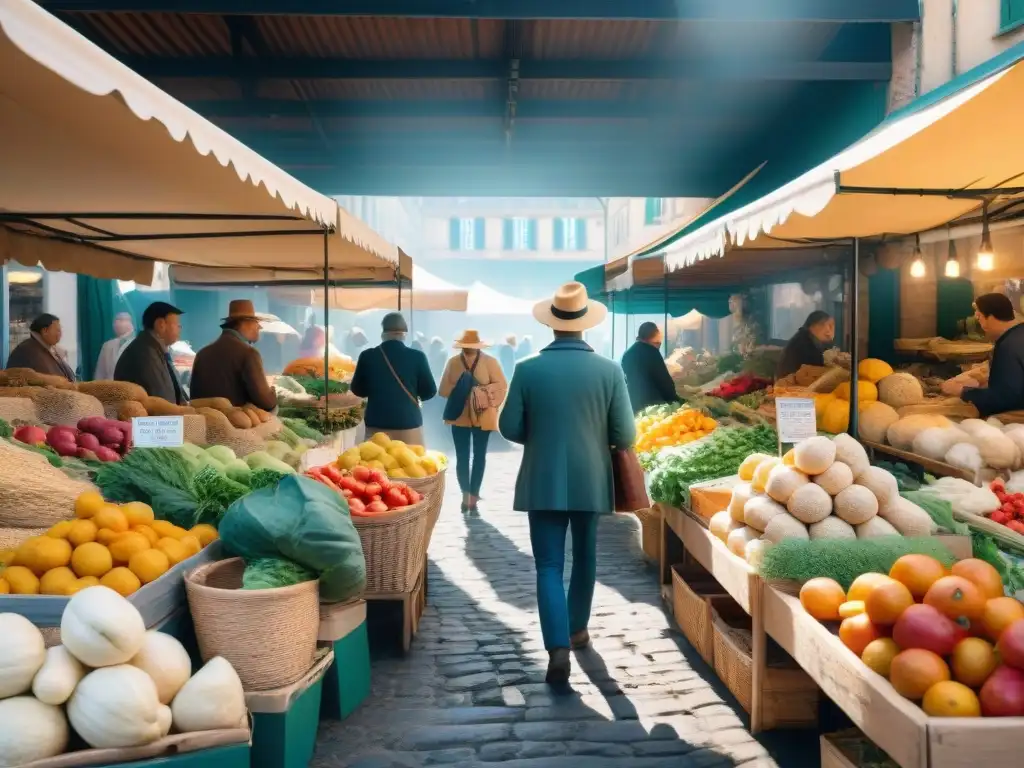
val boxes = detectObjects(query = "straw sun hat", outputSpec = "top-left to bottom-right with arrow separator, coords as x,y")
533,281 -> 607,332
453,330 -> 490,349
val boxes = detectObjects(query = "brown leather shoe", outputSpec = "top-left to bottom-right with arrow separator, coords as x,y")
545,648 -> 571,685
570,630 -> 591,650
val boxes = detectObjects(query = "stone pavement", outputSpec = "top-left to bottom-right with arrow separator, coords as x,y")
314,447 -> 816,768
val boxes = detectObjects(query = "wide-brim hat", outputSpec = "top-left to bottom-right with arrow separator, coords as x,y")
453,330 -> 490,349
533,281 -> 607,332
221,299 -> 261,324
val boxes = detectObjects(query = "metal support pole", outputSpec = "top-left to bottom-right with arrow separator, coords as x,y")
322,230 -> 330,425
397,268 -> 403,312
849,238 -> 861,439
663,274 -> 669,357
611,293 -> 616,358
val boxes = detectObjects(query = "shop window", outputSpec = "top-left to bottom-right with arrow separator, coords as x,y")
1002,0 -> 1024,31
769,282 -> 822,342
5,264 -> 44,355
553,218 -> 587,251
448,217 -> 486,250
644,197 -> 664,225
502,218 -> 537,250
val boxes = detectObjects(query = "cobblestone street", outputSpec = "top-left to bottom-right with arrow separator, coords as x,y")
315,447 -> 815,768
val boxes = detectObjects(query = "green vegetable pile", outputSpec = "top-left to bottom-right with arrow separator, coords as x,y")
280,418 -> 324,443
973,533 -> 1024,595
0,418 -> 11,439
648,424 -> 778,507
900,491 -> 968,534
242,557 -> 317,590
291,375 -> 349,397
874,460 -> 922,492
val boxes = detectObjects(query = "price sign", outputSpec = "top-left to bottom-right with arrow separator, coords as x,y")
132,416 -> 184,448
775,398 -> 817,445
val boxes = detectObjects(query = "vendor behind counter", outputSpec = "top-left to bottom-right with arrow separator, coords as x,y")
775,311 -> 835,380
942,293 -> 1024,417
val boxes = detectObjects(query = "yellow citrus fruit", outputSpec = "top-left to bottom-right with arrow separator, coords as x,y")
64,576 -> 99,596
75,491 -> 106,519
0,578 -> 9,594
922,680 -> 981,718
67,519 -> 98,547
179,535 -> 201,558
71,542 -> 113,579
129,549 -> 170,584
132,525 -> 160,546
47,521 -> 74,539
12,537 -> 42,570
96,529 -> 121,546
861,638 -> 901,677
92,505 -> 129,533
0,549 -> 14,567
100,567 -> 142,597
108,532 -> 151,564
3,565 -> 40,594
155,537 -> 189,566
151,520 -> 187,540
39,566 -> 78,596
121,502 -> 155,527
77,576 -> 100,588
189,524 -> 219,548
29,538 -> 73,575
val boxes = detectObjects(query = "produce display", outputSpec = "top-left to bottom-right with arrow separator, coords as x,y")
0,587 -> 246,765
634,406 -> 717,453
798,554 -> 1024,717
336,433 -> 445,479
0,437 -> 97,529
305,464 -> 422,516
0,490 -> 218,597
13,418 -> 132,463
705,373 -> 771,400
282,355 -> 354,381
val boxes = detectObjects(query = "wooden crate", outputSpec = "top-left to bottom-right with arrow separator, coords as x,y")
821,730 -> 900,768
688,475 -> 742,521
636,505 -> 662,561
710,598 -> 818,730
670,563 -> 728,665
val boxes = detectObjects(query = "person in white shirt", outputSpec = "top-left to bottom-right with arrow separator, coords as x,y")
94,313 -> 135,381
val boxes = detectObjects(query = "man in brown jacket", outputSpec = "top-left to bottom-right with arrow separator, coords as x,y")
189,300 -> 277,411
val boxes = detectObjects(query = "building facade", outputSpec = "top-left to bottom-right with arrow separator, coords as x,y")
604,197 -> 713,261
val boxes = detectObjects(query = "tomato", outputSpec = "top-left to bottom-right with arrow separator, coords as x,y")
323,466 -> 345,484
364,482 -> 382,497
1008,520 -> 1024,535
366,501 -> 389,515
351,466 -> 372,482
348,497 -> 366,515
342,489 -> 353,498
384,488 -> 408,509
368,469 -> 387,486
992,510 -> 1010,525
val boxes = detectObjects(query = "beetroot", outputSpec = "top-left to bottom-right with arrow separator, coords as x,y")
13,425 -> 47,445
93,446 -> 121,462
76,432 -> 101,452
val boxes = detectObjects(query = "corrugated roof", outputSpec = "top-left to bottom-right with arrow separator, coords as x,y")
67,11 -> 231,57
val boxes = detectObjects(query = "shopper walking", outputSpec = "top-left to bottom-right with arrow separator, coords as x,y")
499,282 -> 635,686
438,330 -> 507,514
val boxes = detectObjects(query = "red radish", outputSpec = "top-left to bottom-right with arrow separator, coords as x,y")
99,426 -> 124,447
51,440 -> 79,458
76,432 -> 101,452
13,425 -> 47,445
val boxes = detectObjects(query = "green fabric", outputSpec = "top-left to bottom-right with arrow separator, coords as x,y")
76,276 -> 124,380
936,278 -> 976,339
868,268 -> 900,363
574,264 -> 607,297
218,474 -> 366,602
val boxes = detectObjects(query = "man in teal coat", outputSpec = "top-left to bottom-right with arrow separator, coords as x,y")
499,282 -> 635,687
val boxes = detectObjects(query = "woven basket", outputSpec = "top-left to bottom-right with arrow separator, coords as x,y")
635,506 -> 661,561
0,525 -> 47,551
401,470 -> 446,544
185,558 -> 320,691
671,565 -> 728,665
354,500 -> 429,594
34,388 -> 104,426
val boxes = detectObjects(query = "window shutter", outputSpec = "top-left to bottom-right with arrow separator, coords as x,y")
553,218 -> 564,251
575,218 -> 587,250
449,218 -> 460,250
502,219 -> 514,250
474,218 -> 486,250
528,219 -> 538,250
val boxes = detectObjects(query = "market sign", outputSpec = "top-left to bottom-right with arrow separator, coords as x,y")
132,416 -> 184,448
775,398 -> 817,446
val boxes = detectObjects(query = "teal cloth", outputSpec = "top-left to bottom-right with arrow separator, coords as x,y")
350,339 -> 437,430
867,268 -> 900,363
936,278 -> 976,340
499,339 -> 636,514
76,276 -> 124,380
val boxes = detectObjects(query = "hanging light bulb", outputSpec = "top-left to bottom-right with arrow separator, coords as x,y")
945,238 -> 961,278
910,234 -> 926,278
977,202 -> 995,271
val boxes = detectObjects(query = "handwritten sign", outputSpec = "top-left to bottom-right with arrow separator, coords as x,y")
132,416 -> 184,448
775,398 -> 817,444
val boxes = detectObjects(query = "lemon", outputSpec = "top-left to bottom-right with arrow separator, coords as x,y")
71,542 -> 113,579
67,519 -> 98,547
47,520 -> 74,539
39,566 -> 78,595
0,578 -> 9,594
380,453 -> 399,470
370,432 -> 391,447
156,537 -> 190,566
64,576 -> 99,596
179,535 -> 202,557
92,505 -> 129,533
96,529 -> 121,546
129,549 -> 170,584
121,501 -> 155,527
75,490 -> 106,519
100,567 -> 142,597
151,520 -> 187,540
109,532 -> 151,564
3,565 -> 40,594
410,444 -> 426,457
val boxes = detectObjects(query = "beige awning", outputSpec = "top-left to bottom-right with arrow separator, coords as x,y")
0,0 -> 406,285
267,266 -> 468,312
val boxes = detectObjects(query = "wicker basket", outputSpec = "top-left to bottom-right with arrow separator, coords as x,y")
402,469 -> 446,545
0,525 -> 47,550
354,500 -> 429,594
635,506 -> 661,561
185,558 -> 320,691
671,564 -> 728,665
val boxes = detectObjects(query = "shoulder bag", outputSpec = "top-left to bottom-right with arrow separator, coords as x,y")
380,347 -> 420,408
443,353 -> 480,422
611,447 -> 650,513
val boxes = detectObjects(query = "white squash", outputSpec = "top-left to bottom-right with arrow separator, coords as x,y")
793,436 -> 836,475
855,517 -> 901,539
130,631 -> 193,705
912,426 -> 967,462
858,401 -> 899,443
68,665 -> 164,748
0,696 -> 69,767
887,415 -> 951,451
751,457 -> 781,493
878,496 -> 938,536
0,613 -> 46,699
833,484 -> 879,525
171,656 -> 246,733
738,453 -> 771,482
833,433 -> 870,478
32,645 -> 87,706
726,526 -> 760,558
809,517 -> 857,540
710,511 -> 745,542
975,429 -> 1019,470
157,705 -> 173,738
744,538 -> 772,568
945,442 -> 983,473
958,419 -> 992,438
763,514 -> 809,544
727,483 -> 754,523
814,461 -> 854,497
61,586 -> 146,668
743,495 -> 787,532
786,483 -> 833,524
857,466 -> 899,508
764,465 -> 809,504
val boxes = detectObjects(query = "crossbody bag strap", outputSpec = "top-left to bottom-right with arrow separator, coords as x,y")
380,347 -> 419,407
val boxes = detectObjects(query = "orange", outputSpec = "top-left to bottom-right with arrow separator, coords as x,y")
839,600 -> 866,619
11,537 -> 42,570
155,537 -> 189,566
108,532 -> 151,564
71,542 -> 113,579
865,580 -> 915,626
121,501 -> 155,527
179,535 -> 201,557
151,520 -> 187,540
66,519 -> 98,547
3,565 -> 40,595
129,549 -> 170,584
189,524 -> 219,548
46,520 -> 74,539
799,578 -> 847,621
839,613 -> 883,656
922,680 -> 981,717
25,537 -> 72,576
100,567 -> 142,597
74,490 -> 106,519
132,525 -> 160,546
92,505 -> 129,533
889,554 -> 948,601
981,597 -> 1024,642
39,566 -> 78,596
951,559 -> 1006,601
0,578 -> 8,594
861,637 -> 900,677
64,576 -> 99,596
96,528 -> 121,546
951,637 -> 998,688
924,576 -> 987,625
890,649 -> 951,700
847,573 -> 895,603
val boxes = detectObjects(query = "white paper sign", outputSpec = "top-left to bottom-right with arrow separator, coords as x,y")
775,398 -> 817,444
132,416 -> 184,448
300,447 -> 340,472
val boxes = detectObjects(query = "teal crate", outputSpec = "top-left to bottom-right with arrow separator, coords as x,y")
320,621 -> 371,720
95,743 -> 250,768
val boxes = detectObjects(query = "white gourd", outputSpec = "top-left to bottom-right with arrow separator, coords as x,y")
912,427 -> 967,461
814,461 -> 854,496
726,526 -> 760,558
856,466 -> 899,508
171,657 -> 246,733
793,436 -> 836,475
738,453 -> 771,482
744,539 -> 772,568
727,483 -> 754,523
987,417 -> 1004,428
878,496 -> 938,536
958,419 -> 991,438
887,415 -> 951,451
32,645 -> 87,706
833,484 -> 879,525
786,483 -> 833,524
0,613 -> 46,699
764,465 -> 809,504
68,665 -> 164,748
809,517 -> 857,540
855,517 -> 901,539
975,428 -> 1018,470
61,586 -> 146,668
710,511 -> 744,542
129,631 -> 193,705
743,496 -> 787,532
763,514 -> 809,544
945,443 -> 983,473
0,696 -> 69,768
157,705 -> 173,738
833,433 -> 870,478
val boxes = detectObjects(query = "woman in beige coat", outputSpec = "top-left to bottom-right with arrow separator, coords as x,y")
439,330 -> 507,514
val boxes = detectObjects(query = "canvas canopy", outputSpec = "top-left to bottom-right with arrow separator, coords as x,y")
466,283 -> 539,316
0,0 -> 406,285
264,266 -> 468,312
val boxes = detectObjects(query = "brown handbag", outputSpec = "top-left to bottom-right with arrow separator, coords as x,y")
611,447 -> 650,513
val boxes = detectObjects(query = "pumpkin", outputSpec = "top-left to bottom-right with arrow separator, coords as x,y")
821,398 -> 851,434
68,665 -> 165,748
130,632 -> 193,705
32,645 -> 87,706
171,656 -> 247,733
834,380 -> 878,403
61,586 -> 146,667
858,358 -> 895,384
0,696 -> 69,768
0,613 -> 46,698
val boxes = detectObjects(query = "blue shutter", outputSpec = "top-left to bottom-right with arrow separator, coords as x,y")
1005,0 -> 1024,27
502,218 -> 514,250
575,218 -> 587,250
449,218 -> 460,250
552,218 -> 564,251
527,219 -> 538,250
474,218 -> 486,250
